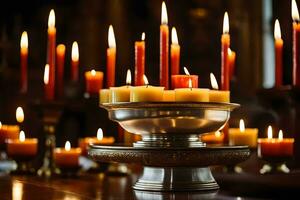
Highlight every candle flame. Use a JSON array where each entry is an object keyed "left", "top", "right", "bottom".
[
  {"left": 215, "top": 131, "right": 221, "bottom": 138},
  {"left": 141, "top": 32, "right": 145, "bottom": 41},
  {"left": 171, "top": 27, "right": 179, "bottom": 45},
  {"left": 48, "top": 9, "right": 55, "bottom": 28},
  {"left": 188, "top": 78, "right": 192, "bottom": 89},
  {"left": 57, "top": 44, "right": 66, "bottom": 55},
  {"left": 223, "top": 12, "right": 229, "bottom": 34},
  {"left": 292, "top": 0, "right": 300, "bottom": 21},
  {"left": 278, "top": 130, "right": 283, "bottom": 140},
  {"left": 0, "top": 121, "right": 2, "bottom": 129},
  {"left": 91, "top": 69, "right": 96, "bottom": 76},
  {"left": 19, "top": 131, "right": 25, "bottom": 142},
  {"left": 65, "top": 141, "right": 71, "bottom": 151},
  {"left": 228, "top": 48, "right": 232, "bottom": 56},
  {"left": 161, "top": 1, "right": 168, "bottom": 25},
  {"left": 16, "top": 107, "right": 24, "bottom": 123},
  {"left": 97, "top": 128, "right": 103, "bottom": 140},
  {"left": 183, "top": 67, "right": 190, "bottom": 75},
  {"left": 126, "top": 69, "right": 132, "bottom": 85},
  {"left": 71, "top": 41, "right": 79, "bottom": 62},
  {"left": 274, "top": 19, "right": 282, "bottom": 39},
  {"left": 267, "top": 125, "right": 273, "bottom": 139},
  {"left": 210, "top": 73, "right": 219, "bottom": 90},
  {"left": 20, "top": 31, "right": 28, "bottom": 49},
  {"left": 108, "top": 25, "right": 116, "bottom": 48},
  {"left": 239, "top": 119, "right": 245, "bottom": 133},
  {"left": 143, "top": 75, "right": 149, "bottom": 86},
  {"left": 43, "top": 64, "right": 50, "bottom": 85}
]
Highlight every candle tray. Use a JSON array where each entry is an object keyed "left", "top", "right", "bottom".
[{"left": 89, "top": 102, "right": 250, "bottom": 192}]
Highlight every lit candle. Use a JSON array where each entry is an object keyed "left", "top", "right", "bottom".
[
  {"left": 162, "top": 90, "right": 175, "bottom": 102},
  {"left": 110, "top": 69, "right": 132, "bottom": 103},
  {"left": 0, "top": 122, "right": 20, "bottom": 145},
  {"left": 107, "top": 25, "right": 116, "bottom": 88},
  {"left": 78, "top": 128, "right": 115, "bottom": 156},
  {"left": 201, "top": 131, "right": 224, "bottom": 144},
  {"left": 130, "top": 75, "right": 164, "bottom": 102},
  {"left": 274, "top": 20, "right": 283, "bottom": 87},
  {"left": 20, "top": 31, "right": 28, "bottom": 93},
  {"left": 171, "top": 67, "right": 198, "bottom": 89},
  {"left": 221, "top": 12, "right": 230, "bottom": 90},
  {"left": 46, "top": 9, "right": 56, "bottom": 100},
  {"left": 71, "top": 41, "right": 79, "bottom": 82},
  {"left": 56, "top": 44, "right": 66, "bottom": 98},
  {"left": 208, "top": 73, "right": 230, "bottom": 102},
  {"left": 171, "top": 27, "right": 180, "bottom": 76},
  {"left": 228, "top": 48, "right": 236, "bottom": 80},
  {"left": 135, "top": 33, "right": 145, "bottom": 86},
  {"left": 85, "top": 69, "right": 104, "bottom": 95},
  {"left": 160, "top": 2, "right": 169, "bottom": 89},
  {"left": 228, "top": 119, "right": 258, "bottom": 148},
  {"left": 54, "top": 141, "right": 82, "bottom": 168},
  {"left": 175, "top": 79, "right": 209, "bottom": 102},
  {"left": 16, "top": 107, "right": 24, "bottom": 124},
  {"left": 292, "top": 0, "right": 300, "bottom": 86}
]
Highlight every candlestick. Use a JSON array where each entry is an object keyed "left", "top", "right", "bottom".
[
  {"left": 171, "top": 67, "right": 198, "bottom": 89},
  {"left": 135, "top": 33, "right": 145, "bottom": 86},
  {"left": 292, "top": 0, "right": 300, "bottom": 86},
  {"left": 175, "top": 79, "right": 209, "bottom": 102},
  {"left": 160, "top": 2, "right": 169, "bottom": 89},
  {"left": 208, "top": 73, "right": 230, "bottom": 102},
  {"left": 54, "top": 141, "right": 81, "bottom": 169},
  {"left": 110, "top": 69, "right": 131, "bottom": 103},
  {"left": 85, "top": 70, "right": 104, "bottom": 95},
  {"left": 171, "top": 27, "right": 180, "bottom": 76},
  {"left": 228, "top": 48, "right": 236, "bottom": 80},
  {"left": 71, "top": 41, "right": 79, "bottom": 82},
  {"left": 274, "top": 20, "right": 283, "bottom": 87},
  {"left": 221, "top": 12, "right": 230, "bottom": 90},
  {"left": 56, "top": 44, "right": 65, "bottom": 98},
  {"left": 107, "top": 25, "right": 116, "bottom": 88},
  {"left": 20, "top": 31, "right": 28, "bottom": 93}
]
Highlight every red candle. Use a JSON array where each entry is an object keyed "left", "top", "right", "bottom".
[
  {"left": 85, "top": 69, "right": 104, "bottom": 95},
  {"left": 107, "top": 25, "right": 116, "bottom": 88},
  {"left": 135, "top": 33, "right": 145, "bottom": 86},
  {"left": 171, "top": 67, "right": 198, "bottom": 89},
  {"left": 292, "top": 0, "right": 300, "bottom": 86},
  {"left": 171, "top": 27, "right": 180, "bottom": 76},
  {"left": 20, "top": 31, "right": 28, "bottom": 93},
  {"left": 46, "top": 9, "right": 56, "bottom": 100},
  {"left": 71, "top": 41, "right": 79, "bottom": 82},
  {"left": 221, "top": 12, "right": 230, "bottom": 91},
  {"left": 228, "top": 48, "right": 236, "bottom": 80},
  {"left": 54, "top": 141, "right": 81, "bottom": 168},
  {"left": 160, "top": 2, "right": 169, "bottom": 89},
  {"left": 274, "top": 20, "right": 283, "bottom": 87},
  {"left": 56, "top": 44, "right": 66, "bottom": 98}
]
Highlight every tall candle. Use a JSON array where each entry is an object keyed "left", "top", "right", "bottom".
[
  {"left": 20, "top": 31, "right": 28, "bottom": 93},
  {"left": 274, "top": 20, "right": 283, "bottom": 87},
  {"left": 71, "top": 41, "right": 79, "bottom": 82},
  {"left": 171, "top": 27, "right": 180, "bottom": 76},
  {"left": 135, "top": 33, "right": 145, "bottom": 86},
  {"left": 228, "top": 48, "right": 236, "bottom": 80},
  {"left": 56, "top": 44, "right": 66, "bottom": 98},
  {"left": 221, "top": 12, "right": 230, "bottom": 90},
  {"left": 107, "top": 25, "right": 116, "bottom": 88},
  {"left": 160, "top": 2, "right": 169, "bottom": 89},
  {"left": 292, "top": 0, "right": 300, "bottom": 86}
]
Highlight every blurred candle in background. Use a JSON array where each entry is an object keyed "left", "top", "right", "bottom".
[
  {"left": 56, "top": 44, "right": 66, "bottom": 98},
  {"left": 292, "top": 0, "right": 300, "bottom": 86},
  {"left": 171, "top": 27, "right": 180, "bottom": 76},
  {"left": 85, "top": 69, "right": 104, "bottom": 95},
  {"left": 16, "top": 107, "right": 24, "bottom": 124},
  {"left": 274, "top": 20, "right": 283, "bottom": 87},
  {"left": 221, "top": 12, "right": 230, "bottom": 90},
  {"left": 20, "top": 31, "right": 28, "bottom": 93},
  {"left": 228, "top": 48, "right": 236, "bottom": 80},
  {"left": 135, "top": 32, "right": 145, "bottom": 86},
  {"left": 71, "top": 41, "right": 79, "bottom": 82},
  {"left": 160, "top": 2, "right": 169, "bottom": 89},
  {"left": 107, "top": 25, "right": 116, "bottom": 88},
  {"left": 44, "top": 64, "right": 50, "bottom": 99}
]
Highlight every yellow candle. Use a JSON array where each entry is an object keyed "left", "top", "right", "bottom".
[
  {"left": 109, "top": 69, "right": 131, "bottom": 103},
  {"left": 163, "top": 90, "right": 175, "bottom": 101},
  {"left": 209, "top": 73, "right": 230, "bottom": 102},
  {"left": 99, "top": 89, "right": 110, "bottom": 103},
  {"left": 175, "top": 79, "right": 209, "bottom": 102},
  {"left": 228, "top": 119, "right": 258, "bottom": 148}
]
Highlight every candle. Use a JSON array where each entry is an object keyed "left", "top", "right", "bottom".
[
  {"left": 56, "top": 44, "right": 66, "bottom": 98},
  {"left": 20, "top": 31, "right": 28, "bottom": 93},
  {"left": 78, "top": 128, "right": 115, "bottom": 155},
  {"left": 221, "top": 12, "right": 230, "bottom": 90},
  {"left": 54, "top": 141, "right": 81, "bottom": 168},
  {"left": 46, "top": 9, "right": 56, "bottom": 100},
  {"left": 107, "top": 25, "right": 116, "bottom": 88},
  {"left": 160, "top": 2, "right": 169, "bottom": 89},
  {"left": 201, "top": 131, "right": 224, "bottom": 144},
  {"left": 110, "top": 69, "right": 131, "bottom": 103},
  {"left": 99, "top": 89, "right": 110, "bottom": 104},
  {"left": 171, "top": 27, "right": 180, "bottom": 76},
  {"left": 16, "top": 107, "right": 24, "bottom": 124},
  {"left": 163, "top": 90, "right": 175, "bottom": 102},
  {"left": 85, "top": 69, "right": 104, "bottom": 95},
  {"left": 175, "top": 79, "right": 209, "bottom": 102},
  {"left": 130, "top": 75, "right": 164, "bottom": 102},
  {"left": 6, "top": 131, "right": 38, "bottom": 159},
  {"left": 135, "top": 33, "right": 145, "bottom": 86},
  {"left": 292, "top": 0, "right": 300, "bottom": 86},
  {"left": 274, "top": 20, "right": 283, "bottom": 87},
  {"left": 71, "top": 41, "right": 79, "bottom": 82},
  {"left": 228, "top": 119, "right": 258, "bottom": 148},
  {"left": 258, "top": 126, "right": 294, "bottom": 158},
  {"left": 208, "top": 73, "right": 230, "bottom": 102},
  {"left": 171, "top": 67, "right": 198, "bottom": 89},
  {"left": 0, "top": 123, "right": 20, "bottom": 145},
  {"left": 228, "top": 48, "right": 236, "bottom": 80}
]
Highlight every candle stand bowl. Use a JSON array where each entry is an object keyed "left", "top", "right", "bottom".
[
  {"left": 88, "top": 102, "right": 250, "bottom": 192},
  {"left": 258, "top": 155, "right": 293, "bottom": 174}
]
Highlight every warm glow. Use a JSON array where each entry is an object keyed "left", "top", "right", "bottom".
[
  {"left": 228, "top": 48, "right": 232, "bottom": 56},
  {"left": 108, "top": 25, "right": 116, "bottom": 48},
  {"left": 97, "top": 128, "right": 103, "bottom": 140},
  {"left": 12, "top": 181, "right": 23, "bottom": 200},
  {"left": 274, "top": 19, "right": 282, "bottom": 39},
  {"left": 19, "top": 131, "right": 25, "bottom": 142},
  {"left": 126, "top": 69, "right": 132, "bottom": 85},
  {"left": 57, "top": 44, "right": 66, "bottom": 55},
  {"left": 239, "top": 119, "right": 245, "bottom": 133},
  {"left": 91, "top": 69, "right": 96, "bottom": 76},
  {"left": 0, "top": 121, "right": 2, "bottom": 129},
  {"left": 16, "top": 107, "right": 24, "bottom": 123},
  {"left": 210, "top": 73, "right": 219, "bottom": 90},
  {"left": 171, "top": 27, "right": 179, "bottom": 45},
  {"left": 71, "top": 41, "right": 79, "bottom": 62},
  {"left": 188, "top": 78, "right": 192, "bottom": 89},
  {"left": 141, "top": 32, "right": 145, "bottom": 41},
  {"left": 48, "top": 9, "right": 55, "bottom": 28},
  {"left": 20, "top": 31, "right": 28, "bottom": 49},
  {"left": 223, "top": 12, "right": 229, "bottom": 34},
  {"left": 44, "top": 64, "right": 50, "bottom": 85},
  {"left": 65, "top": 141, "right": 71, "bottom": 151},
  {"left": 161, "top": 1, "right": 168, "bottom": 25},
  {"left": 183, "top": 67, "right": 190, "bottom": 75},
  {"left": 267, "top": 126, "right": 273, "bottom": 139},
  {"left": 292, "top": 0, "right": 300, "bottom": 21},
  {"left": 143, "top": 75, "right": 149, "bottom": 86},
  {"left": 278, "top": 130, "right": 283, "bottom": 140},
  {"left": 215, "top": 131, "right": 221, "bottom": 138}
]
